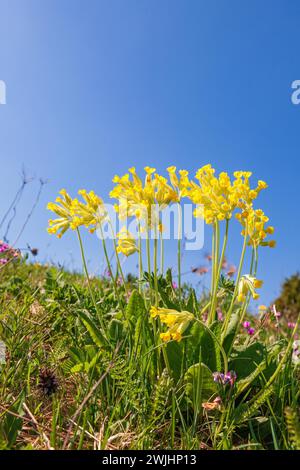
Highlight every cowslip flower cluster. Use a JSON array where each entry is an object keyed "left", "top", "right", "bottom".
[
  {"left": 116, "top": 227, "right": 139, "bottom": 257},
  {"left": 185, "top": 166, "right": 276, "bottom": 250},
  {"left": 236, "top": 208, "right": 275, "bottom": 248},
  {"left": 187, "top": 165, "right": 237, "bottom": 223},
  {"left": 213, "top": 370, "right": 237, "bottom": 387},
  {"left": 110, "top": 167, "right": 183, "bottom": 229},
  {"left": 47, "top": 189, "right": 107, "bottom": 237},
  {"left": 232, "top": 171, "right": 268, "bottom": 211},
  {"left": 47, "top": 189, "right": 78, "bottom": 237},
  {"left": 185, "top": 166, "right": 269, "bottom": 226},
  {"left": 150, "top": 306, "right": 194, "bottom": 342},
  {"left": 72, "top": 190, "right": 107, "bottom": 233},
  {"left": 237, "top": 274, "right": 263, "bottom": 302},
  {"left": 48, "top": 165, "right": 276, "bottom": 250},
  {"left": 0, "top": 240, "right": 20, "bottom": 265}
]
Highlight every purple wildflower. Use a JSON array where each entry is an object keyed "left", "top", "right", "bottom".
[
  {"left": 213, "top": 370, "right": 237, "bottom": 387},
  {"left": 247, "top": 327, "right": 255, "bottom": 336},
  {"left": 288, "top": 322, "right": 296, "bottom": 329},
  {"left": 0, "top": 242, "right": 9, "bottom": 253},
  {"left": 224, "top": 370, "right": 237, "bottom": 386},
  {"left": 0, "top": 240, "right": 20, "bottom": 266},
  {"left": 243, "top": 321, "right": 251, "bottom": 329},
  {"left": 213, "top": 372, "right": 225, "bottom": 384}
]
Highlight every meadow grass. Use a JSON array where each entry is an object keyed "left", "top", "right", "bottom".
[{"left": 0, "top": 259, "right": 299, "bottom": 450}]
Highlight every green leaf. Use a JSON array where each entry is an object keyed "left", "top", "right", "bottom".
[
  {"left": 230, "top": 342, "right": 266, "bottom": 379},
  {"left": 126, "top": 290, "right": 146, "bottom": 324},
  {"left": 235, "top": 341, "right": 284, "bottom": 396},
  {"left": 222, "top": 310, "right": 240, "bottom": 354},
  {"left": 285, "top": 407, "right": 300, "bottom": 450},
  {"left": 77, "top": 310, "right": 107, "bottom": 348},
  {"left": 70, "top": 363, "right": 83, "bottom": 373},
  {"left": 165, "top": 341, "right": 183, "bottom": 381},
  {"left": 158, "top": 287, "right": 179, "bottom": 310},
  {"left": 189, "top": 321, "right": 222, "bottom": 371},
  {"left": 185, "top": 289, "right": 198, "bottom": 314},
  {"left": 109, "top": 318, "right": 124, "bottom": 341},
  {"left": 233, "top": 385, "right": 274, "bottom": 424},
  {"left": 166, "top": 268, "right": 173, "bottom": 286},
  {"left": 184, "top": 362, "right": 217, "bottom": 409},
  {"left": 0, "top": 392, "right": 25, "bottom": 447}
]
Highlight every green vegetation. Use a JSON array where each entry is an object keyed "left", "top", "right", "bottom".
[{"left": 0, "top": 260, "right": 299, "bottom": 450}]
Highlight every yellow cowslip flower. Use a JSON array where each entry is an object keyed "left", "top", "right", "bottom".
[
  {"left": 47, "top": 189, "right": 79, "bottom": 238},
  {"left": 110, "top": 167, "right": 180, "bottom": 229},
  {"left": 110, "top": 167, "right": 155, "bottom": 223},
  {"left": 236, "top": 208, "right": 275, "bottom": 248},
  {"left": 167, "top": 166, "right": 179, "bottom": 189},
  {"left": 154, "top": 173, "right": 179, "bottom": 207},
  {"left": 186, "top": 165, "right": 237, "bottom": 224},
  {"left": 116, "top": 227, "right": 139, "bottom": 257},
  {"left": 72, "top": 190, "right": 107, "bottom": 233},
  {"left": 237, "top": 274, "right": 263, "bottom": 302},
  {"left": 166, "top": 166, "right": 190, "bottom": 200},
  {"left": 232, "top": 172, "right": 268, "bottom": 213},
  {"left": 150, "top": 306, "right": 194, "bottom": 342},
  {"left": 187, "top": 166, "right": 270, "bottom": 226}
]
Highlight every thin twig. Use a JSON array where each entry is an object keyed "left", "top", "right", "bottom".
[
  {"left": 22, "top": 402, "right": 53, "bottom": 450},
  {"left": 62, "top": 345, "right": 119, "bottom": 450},
  {"left": 2, "top": 167, "right": 34, "bottom": 242},
  {"left": 13, "top": 178, "right": 48, "bottom": 247}
]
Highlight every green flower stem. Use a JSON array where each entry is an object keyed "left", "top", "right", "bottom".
[
  {"left": 99, "top": 225, "right": 120, "bottom": 303},
  {"left": 138, "top": 223, "right": 143, "bottom": 294},
  {"left": 161, "top": 342, "right": 171, "bottom": 376},
  {"left": 177, "top": 203, "right": 182, "bottom": 306},
  {"left": 222, "top": 224, "right": 248, "bottom": 339},
  {"left": 76, "top": 228, "right": 105, "bottom": 331},
  {"left": 214, "top": 221, "right": 220, "bottom": 280},
  {"left": 210, "top": 226, "right": 215, "bottom": 295},
  {"left": 232, "top": 247, "right": 260, "bottom": 348},
  {"left": 113, "top": 237, "right": 128, "bottom": 295},
  {"left": 226, "top": 246, "right": 258, "bottom": 356},
  {"left": 199, "top": 300, "right": 211, "bottom": 319},
  {"left": 249, "top": 247, "right": 255, "bottom": 274},
  {"left": 108, "top": 220, "right": 128, "bottom": 294},
  {"left": 160, "top": 230, "right": 164, "bottom": 275},
  {"left": 211, "top": 222, "right": 219, "bottom": 296},
  {"left": 208, "top": 220, "right": 227, "bottom": 325},
  {"left": 146, "top": 228, "right": 152, "bottom": 304},
  {"left": 154, "top": 225, "right": 159, "bottom": 307}
]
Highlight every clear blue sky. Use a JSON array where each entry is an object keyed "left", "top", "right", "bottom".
[{"left": 1, "top": 0, "right": 300, "bottom": 308}]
